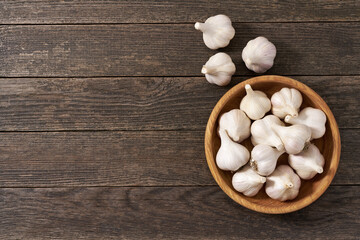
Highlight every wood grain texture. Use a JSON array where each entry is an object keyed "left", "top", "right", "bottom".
[
  {"left": 205, "top": 76, "right": 341, "bottom": 213},
  {"left": 0, "top": 76, "right": 358, "bottom": 131},
  {"left": 0, "top": 129, "right": 357, "bottom": 187},
  {"left": 0, "top": 186, "right": 358, "bottom": 239},
  {"left": 0, "top": 23, "right": 359, "bottom": 77},
  {"left": 1, "top": 0, "right": 359, "bottom": 24}
]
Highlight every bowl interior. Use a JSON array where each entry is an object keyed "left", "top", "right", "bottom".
[{"left": 205, "top": 75, "right": 341, "bottom": 214}]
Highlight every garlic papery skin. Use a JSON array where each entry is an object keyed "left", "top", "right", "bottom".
[
  {"left": 288, "top": 144, "right": 325, "bottom": 180},
  {"left": 271, "top": 124, "right": 312, "bottom": 155},
  {"left": 218, "top": 109, "right": 251, "bottom": 143},
  {"left": 285, "top": 107, "right": 327, "bottom": 140},
  {"left": 271, "top": 88, "right": 303, "bottom": 118},
  {"left": 216, "top": 129, "right": 250, "bottom": 171},
  {"left": 251, "top": 115, "right": 285, "bottom": 151},
  {"left": 250, "top": 144, "right": 285, "bottom": 176},
  {"left": 232, "top": 165, "right": 266, "bottom": 197},
  {"left": 241, "top": 36, "right": 276, "bottom": 73},
  {"left": 201, "top": 53, "right": 236, "bottom": 86},
  {"left": 240, "top": 84, "right": 271, "bottom": 120},
  {"left": 265, "top": 165, "right": 301, "bottom": 201},
  {"left": 195, "top": 14, "right": 235, "bottom": 50}
]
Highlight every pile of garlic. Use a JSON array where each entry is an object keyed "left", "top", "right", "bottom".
[
  {"left": 217, "top": 84, "right": 327, "bottom": 201},
  {"left": 195, "top": 15, "right": 277, "bottom": 86}
]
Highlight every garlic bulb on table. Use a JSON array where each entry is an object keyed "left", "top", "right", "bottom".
[
  {"left": 271, "top": 87, "right": 303, "bottom": 118},
  {"left": 271, "top": 124, "right": 312, "bottom": 154},
  {"left": 216, "top": 129, "right": 250, "bottom": 171},
  {"left": 195, "top": 14, "right": 235, "bottom": 50},
  {"left": 250, "top": 144, "right": 285, "bottom": 176},
  {"left": 265, "top": 165, "right": 301, "bottom": 201},
  {"left": 232, "top": 165, "right": 266, "bottom": 197},
  {"left": 201, "top": 53, "right": 236, "bottom": 86},
  {"left": 285, "top": 107, "right": 327, "bottom": 140},
  {"left": 218, "top": 109, "right": 250, "bottom": 143},
  {"left": 251, "top": 115, "right": 285, "bottom": 151},
  {"left": 242, "top": 36, "right": 276, "bottom": 73},
  {"left": 240, "top": 84, "right": 271, "bottom": 120},
  {"left": 288, "top": 144, "right": 325, "bottom": 180}
]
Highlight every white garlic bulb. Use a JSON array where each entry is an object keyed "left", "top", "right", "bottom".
[
  {"left": 201, "top": 53, "right": 236, "bottom": 86},
  {"left": 271, "top": 124, "right": 312, "bottom": 154},
  {"left": 271, "top": 87, "right": 303, "bottom": 118},
  {"left": 285, "top": 107, "right": 327, "bottom": 140},
  {"left": 240, "top": 84, "right": 271, "bottom": 120},
  {"left": 218, "top": 109, "right": 251, "bottom": 143},
  {"left": 216, "top": 129, "right": 250, "bottom": 171},
  {"left": 195, "top": 14, "right": 235, "bottom": 50},
  {"left": 265, "top": 165, "right": 301, "bottom": 201},
  {"left": 242, "top": 36, "right": 276, "bottom": 73},
  {"left": 232, "top": 165, "right": 266, "bottom": 197},
  {"left": 251, "top": 115, "right": 285, "bottom": 151},
  {"left": 250, "top": 144, "right": 285, "bottom": 176},
  {"left": 288, "top": 144, "right": 325, "bottom": 180}
]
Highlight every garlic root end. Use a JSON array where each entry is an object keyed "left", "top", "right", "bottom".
[{"left": 286, "top": 183, "right": 294, "bottom": 188}]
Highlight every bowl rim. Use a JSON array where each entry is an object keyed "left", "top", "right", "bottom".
[{"left": 204, "top": 75, "right": 341, "bottom": 214}]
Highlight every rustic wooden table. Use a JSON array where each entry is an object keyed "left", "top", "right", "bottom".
[{"left": 0, "top": 1, "right": 359, "bottom": 239}]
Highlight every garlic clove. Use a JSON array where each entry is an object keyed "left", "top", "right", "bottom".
[
  {"left": 216, "top": 129, "right": 250, "bottom": 171},
  {"left": 195, "top": 14, "right": 235, "bottom": 50},
  {"left": 271, "top": 124, "right": 312, "bottom": 155},
  {"left": 285, "top": 107, "right": 327, "bottom": 140},
  {"left": 271, "top": 87, "right": 303, "bottom": 118},
  {"left": 240, "top": 84, "right": 271, "bottom": 120},
  {"left": 242, "top": 36, "right": 276, "bottom": 73},
  {"left": 250, "top": 144, "right": 285, "bottom": 176},
  {"left": 218, "top": 109, "right": 251, "bottom": 143},
  {"left": 202, "top": 53, "right": 236, "bottom": 86},
  {"left": 288, "top": 143, "right": 325, "bottom": 180},
  {"left": 265, "top": 165, "right": 301, "bottom": 201},
  {"left": 232, "top": 165, "right": 266, "bottom": 197},
  {"left": 251, "top": 115, "right": 285, "bottom": 151}
]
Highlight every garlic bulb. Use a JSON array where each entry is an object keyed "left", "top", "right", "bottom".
[
  {"left": 271, "top": 124, "right": 312, "bottom": 154},
  {"left": 240, "top": 84, "right": 271, "bottom": 120},
  {"left": 285, "top": 107, "right": 327, "bottom": 140},
  {"left": 251, "top": 115, "right": 285, "bottom": 151},
  {"left": 218, "top": 109, "right": 251, "bottom": 143},
  {"left": 242, "top": 36, "right": 276, "bottom": 73},
  {"left": 288, "top": 144, "right": 325, "bottom": 180},
  {"left": 216, "top": 129, "right": 250, "bottom": 171},
  {"left": 195, "top": 14, "right": 235, "bottom": 50},
  {"left": 265, "top": 165, "right": 301, "bottom": 201},
  {"left": 250, "top": 144, "right": 285, "bottom": 176},
  {"left": 201, "top": 53, "right": 236, "bottom": 86},
  {"left": 271, "top": 88, "right": 303, "bottom": 118},
  {"left": 232, "top": 165, "right": 266, "bottom": 197}
]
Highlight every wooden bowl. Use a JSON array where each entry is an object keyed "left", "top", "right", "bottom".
[{"left": 204, "top": 75, "right": 341, "bottom": 214}]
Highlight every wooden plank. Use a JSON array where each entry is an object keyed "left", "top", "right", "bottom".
[
  {"left": 0, "top": 186, "right": 358, "bottom": 239},
  {"left": 0, "top": 23, "right": 359, "bottom": 77},
  {"left": 0, "top": 129, "right": 357, "bottom": 187},
  {"left": 0, "top": 1, "right": 359, "bottom": 24},
  {"left": 0, "top": 76, "right": 358, "bottom": 131}
]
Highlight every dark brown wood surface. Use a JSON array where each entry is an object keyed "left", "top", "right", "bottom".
[{"left": 0, "top": 1, "right": 359, "bottom": 239}]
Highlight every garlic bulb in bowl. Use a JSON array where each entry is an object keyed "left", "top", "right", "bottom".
[
  {"left": 285, "top": 107, "right": 327, "bottom": 140},
  {"left": 250, "top": 115, "right": 285, "bottom": 151},
  {"left": 202, "top": 53, "right": 236, "bottom": 86},
  {"left": 195, "top": 14, "right": 235, "bottom": 50},
  {"left": 240, "top": 84, "right": 271, "bottom": 120},
  {"left": 288, "top": 144, "right": 325, "bottom": 180},
  {"left": 242, "top": 36, "right": 276, "bottom": 73},
  {"left": 232, "top": 165, "right": 266, "bottom": 197},
  {"left": 271, "top": 87, "right": 303, "bottom": 118},
  {"left": 216, "top": 129, "right": 250, "bottom": 171},
  {"left": 218, "top": 109, "right": 250, "bottom": 143},
  {"left": 250, "top": 144, "right": 285, "bottom": 176},
  {"left": 265, "top": 165, "right": 301, "bottom": 201}
]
